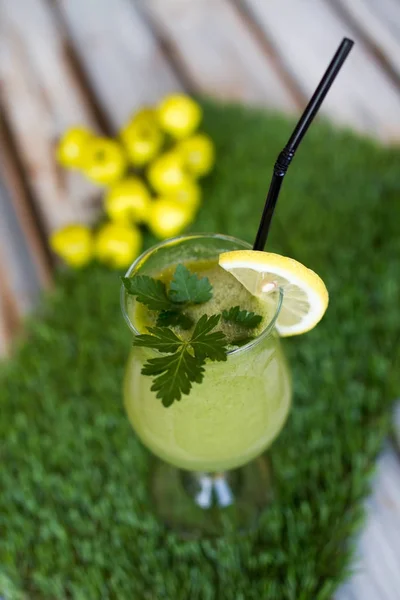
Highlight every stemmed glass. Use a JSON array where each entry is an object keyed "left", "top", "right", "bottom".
[{"left": 121, "top": 233, "right": 291, "bottom": 535}]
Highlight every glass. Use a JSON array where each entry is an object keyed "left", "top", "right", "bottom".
[{"left": 121, "top": 234, "right": 292, "bottom": 535}]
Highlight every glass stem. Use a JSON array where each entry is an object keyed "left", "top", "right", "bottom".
[{"left": 181, "top": 471, "right": 238, "bottom": 509}]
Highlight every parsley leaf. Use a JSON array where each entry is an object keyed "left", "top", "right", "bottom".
[
  {"left": 156, "top": 310, "right": 194, "bottom": 330},
  {"left": 134, "top": 314, "right": 228, "bottom": 406},
  {"left": 132, "top": 327, "right": 182, "bottom": 353},
  {"left": 121, "top": 276, "right": 172, "bottom": 311},
  {"left": 169, "top": 264, "right": 213, "bottom": 304},
  {"left": 190, "top": 314, "right": 228, "bottom": 362},
  {"left": 142, "top": 349, "right": 205, "bottom": 407},
  {"left": 222, "top": 306, "right": 263, "bottom": 329}
]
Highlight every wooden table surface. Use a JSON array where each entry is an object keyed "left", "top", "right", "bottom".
[{"left": 1, "top": 1, "right": 399, "bottom": 597}]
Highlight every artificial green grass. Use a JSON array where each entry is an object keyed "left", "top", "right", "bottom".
[{"left": 1, "top": 102, "right": 400, "bottom": 600}]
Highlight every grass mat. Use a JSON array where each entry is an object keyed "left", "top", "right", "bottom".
[{"left": 1, "top": 103, "right": 400, "bottom": 600}]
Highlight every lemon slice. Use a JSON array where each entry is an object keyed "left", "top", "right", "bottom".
[{"left": 219, "top": 250, "right": 329, "bottom": 337}]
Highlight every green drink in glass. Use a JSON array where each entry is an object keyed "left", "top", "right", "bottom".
[
  {"left": 119, "top": 37, "right": 346, "bottom": 534},
  {"left": 121, "top": 233, "right": 293, "bottom": 533}
]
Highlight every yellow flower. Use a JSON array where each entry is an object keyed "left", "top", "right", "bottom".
[
  {"left": 50, "top": 224, "right": 93, "bottom": 268},
  {"left": 149, "top": 198, "right": 194, "bottom": 240},
  {"left": 94, "top": 223, "right": 142, "bottom": 269},
  {"left": 120, "top": 108, "right": 164, "bottom": 166},
  {"left": 81, "top": 138, "right": 127, "bottom": 185},
  {"left": 105, "top": 177, "right": 151, "bottom": 224},
  {"left": 147, "top": 151, "right": 190, "bottom": 194},
  {"left": 176, "top": 133, "right": 215, "bottom": 177},
  {"left": 157, "top": 94, "right": 202, "bottom": 139},
  {"left": 165, "top": 178, "right": 201, "bottom": 213},
  {"left": 56, "top": 126, "right": 94, "bottom": 169}
]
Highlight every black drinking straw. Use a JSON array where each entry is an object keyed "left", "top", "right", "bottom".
[{"left": 253, "top": 37, "right": 354, "bottom": 251}]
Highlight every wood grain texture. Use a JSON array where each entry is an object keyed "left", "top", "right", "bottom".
[
  {"left": 0, "top": 0, "right": 100, "bottom": 233},
  {"left": 0, "top": 180, "right": 43, "bottom": 356},
  {"left": 393, "top": 402, "right": 400, "bottom": 454},
  {"left": 335, "top": 443, "right": 400, "bottom": 600},
  {"left": 335, "top": 584, "right": 357, "bottom": 600},
  {"left": 0, "top": 271, "right": 17, "bottom": 358},
  {"left": 0, "top": 126, "right": 51, "bottom": 288},
  {"left": 138, "top": 0, "right": 297, "bottom": 110},
  {"left": 56, "top": 0, "right": 182, "bottom": 129},
  {"left": 0, "top": 121, "right": 52, "bottom": 356},
  {"left": 241, "top": 0, "right": 400, "bottom": 141},
  {"left": 332, "top": 0, "right": 400, "bottom": 82}
]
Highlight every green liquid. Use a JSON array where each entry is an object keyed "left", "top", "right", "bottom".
[
  {"left": 124, "top": 259, "right": 291, "bottom": 472},
  {"left": 134, "top": 260, "right": 270, "bottom": 344}
]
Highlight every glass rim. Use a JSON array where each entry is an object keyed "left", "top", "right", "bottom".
[{"left": 120, "top": 232, "right": 283, "bottom": 355}]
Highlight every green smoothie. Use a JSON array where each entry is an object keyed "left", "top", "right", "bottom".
[{"left": 123, "top": 258, "right": 291, "bottom": 472}]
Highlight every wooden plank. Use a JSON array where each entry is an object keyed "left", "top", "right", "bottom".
[
  {"left": 0, "top": 140, "right": 50, "bottom": 356},
  {"left": 137, "top": 0, "right": 297, "bottom": 110},
  {"left": 370, "top": 0, "right": 400, "bottom": 36},
  {"left": 0, "top": 182, "right": 39, "bottom": 356},
  {"left": 0, "top": 125, "right": 51, "bottom": 290},
  {"left": 0, "top": 127, "right": 52, "bottom": 356},
  {"left": 335, "top": 583, "right": 357, "bottom": 600},
  {"left": 335, "top": 444, "right": 400, "bottom": 600},
  {"left": 332, "top": 0, "right": 400, "bottom": 82},
  {"left": 394, "top": 401, "right": 400, "bottom": 451},
  {"left": 0, "top": 0, "right": 100, "bottom": 234},
  {"left": 241, "top": 0, "right": 400, "bottom": 141},
  {"left": 56, "top": 0, "right": 182, "bottom": 129},
  {"left": 0, "top": 269, "right": 17, "bottom": 358}
]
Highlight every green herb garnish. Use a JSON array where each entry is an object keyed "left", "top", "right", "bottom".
[
  {"left": 122, "top": 265, "right": 212, "bottom": 331},
  {"left": 122, "top": 265, "right": 262, "bottom": 406},
  {"left": 121, "top": 276, "right": 172, "bottom": 312},
  {"left": 222, "top": 306, "right": 262, "bottom": 328},
  {"left": 156, "top": 310, "right": 194, "bottom": 330},
  {"left": 169, "top": 264, "right": 213, "bottom": 304},
  {"left": 133, "top": 315, "right": 228, "bottom": 407}
]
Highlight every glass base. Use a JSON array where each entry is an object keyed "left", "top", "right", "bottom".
[{"left": 150, "top": 454, "right": 273, "bottom": 538}]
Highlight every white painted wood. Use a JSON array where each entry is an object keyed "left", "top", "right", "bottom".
[
  {"left": 0, "top": 183, "right": 43, "bottom": 311},
  {"left": 336, "top": 583, "right": 357, "bottom": 600},
  {"left": 0, "top": 285, "right": 13, "bottom": 358},
  {"left": 57, "top": 0, "right": 182, "bottom": 129},
  {"left": 0, "top": 131, "right": 51, "bottom": 286},
  {"left": 242, "top": 0, "right": 400, "bottom": 141},
  {"left": 367, "top": 0, "right": 400, "bottom": 39},
  {"left": 139, "top": 0, "right": 297, "bottom": 110},
  {"left": 333, "top": 0, "right": 400, "bottom": 80},
  {"left": 0, "top": 180, "right": 43, "bottom": 356},
  {"left": 0, "top": 129, "right": 52, "bottom": 357},
  {"left": 393, "top": 402, "right": 400, "bottom": 451},
  {"left": 0, "top": 0, "right": 100, "bottom": 233},
  {"left": 335, "top": 444, "right": 400, "bottom": 600}
]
